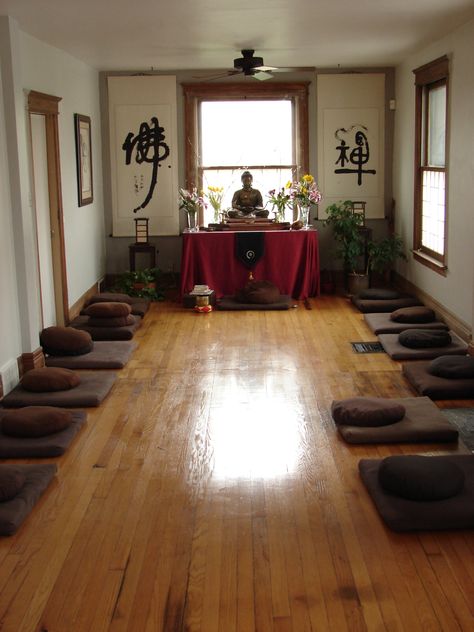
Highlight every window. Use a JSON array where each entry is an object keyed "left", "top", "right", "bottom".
[
  {"left": 413, "top": 56, "right": 449, "bottom": 273},
  {"left": 183, "top": 83, "right": 309, "bottom": 224}
]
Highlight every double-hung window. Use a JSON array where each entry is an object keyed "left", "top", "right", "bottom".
[{"left": 413, "top": 56, "right": 449, "bottom": 273}]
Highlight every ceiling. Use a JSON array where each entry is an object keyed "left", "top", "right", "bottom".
[{"left": 1, "top": 0, "right": 474, "bottom": 72}]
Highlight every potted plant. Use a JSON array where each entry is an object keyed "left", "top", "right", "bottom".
[
  {"left": 114, "top": 268, "right": 163, "bottom": 300},
  {"left": 323, "top": 200, "right": 367, "bottom": 294},
  {"left": 367, "top": 234, "right": 407, "bottom": 285}
]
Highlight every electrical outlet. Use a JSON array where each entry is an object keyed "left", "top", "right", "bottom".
[{"left": 0, "top": 359, "right": 19, "bottom": 395}]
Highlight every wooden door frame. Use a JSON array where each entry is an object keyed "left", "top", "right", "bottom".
[{"left": 28, "top": 90, "right": 69, "bottom": 326}]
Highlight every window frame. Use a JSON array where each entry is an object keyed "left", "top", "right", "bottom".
[
  {"left": 412, "top": 56, "right": 449, "bottom": 274},
  {"left": 182, "top": 82, "right": 310, "bottom": 224}
]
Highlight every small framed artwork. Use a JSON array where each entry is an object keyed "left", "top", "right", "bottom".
[{"left": 74, "top": 113, "right": 93, "bottom": 206}]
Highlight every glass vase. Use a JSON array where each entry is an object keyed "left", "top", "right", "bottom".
[
  {"left": 298, "top": 204, "right": 311, "bottom": 229},
  {"left": 186, "top": 211, "right": 199, "bottom": 232}
]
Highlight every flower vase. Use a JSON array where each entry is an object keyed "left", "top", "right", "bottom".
[
  {"left": 186, "top": 211, "right": 199, "bottom": 232},
  {"left": 298, "top": 204, "right": 311, "bottom": 229}
]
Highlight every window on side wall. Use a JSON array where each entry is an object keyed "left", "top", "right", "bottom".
[{"left": 413, "top": 56, "right": 449, "bottom": 274}]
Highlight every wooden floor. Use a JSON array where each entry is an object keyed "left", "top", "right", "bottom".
[{"left": 1, "top": 296, "right": 473, "bottom": 632}]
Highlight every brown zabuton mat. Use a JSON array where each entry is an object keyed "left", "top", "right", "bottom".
[
  {"left": 82, "top": 293, "right": 150, "bottom": 317},
  {"left": 1, "top": 372, "right": 117, "bottom": 408},
  {"left": 0, "top": 464, "right": 57, "bottom": 536},
  {"left": 0, "top": 410, "right": 86, "bottom": 458},
  {"left": 217, "top": 296, "right": 293, "bottom": 310},
  {"left": 70, "top": 315, "right": 141, "bottom": 340},
  {"left": 334, "top": 397, "right": 458, "bottom": 444},
  {"left": 402, "top": 361, "right": 474, "bottom": 399},
  {"left": 364, "top": 313, "right": 448, "bottom": 335},
  {"left": 45, "top": 341, "right": 137, "bottom": 369},
  {"left": 351, "top": 296, "right": 423, "bottom": 313},
  {"left": 378, "top": 331, "right": 467, "bottom": 360},
  {"left": 359, "top": 455, "right": 474, "bottom": 532}
]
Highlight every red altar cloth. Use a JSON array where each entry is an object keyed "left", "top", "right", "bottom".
[{"left": 179, "top": 230, "right": 320, "bottom": 299}]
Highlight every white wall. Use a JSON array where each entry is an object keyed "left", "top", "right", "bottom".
[
  {"left": 393, "top": 18, "right": 474, "bottom": 330},
  {"left": 20, "top": 30, "right": 106, "bottom": 306}
]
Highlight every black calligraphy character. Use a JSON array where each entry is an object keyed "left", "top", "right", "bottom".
[
  {"left": 334, "top": 127, "right": 376, "bottom": 186},
  {"left": 122, "top": 117, "right": 170, "bottom": 213}
]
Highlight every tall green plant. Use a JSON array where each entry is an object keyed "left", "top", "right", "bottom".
[
  {"left": 367, "top": 234, "right": 407, "bottom": 274},
  {"left": 323, "top": 200, "right": 365, "bottom": 273}
]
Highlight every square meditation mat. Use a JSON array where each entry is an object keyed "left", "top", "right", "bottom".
[
  {"left": 45, "top": 341, "right": 136, "bottom": 369},
  {"left": 402, "top": 361, "right": 474, "bottom": 399},
  {"left": 70, "top": 315, "right": 141, "bottom": 340},
  {"left": 217, "top": 296, "right": 293, "bottom": 310},
  {"left": 364, "top": 312, "right": 448, "bottom": 335},
  {"left": 378, "top": 331, "right": 467, "bottom": 361}
]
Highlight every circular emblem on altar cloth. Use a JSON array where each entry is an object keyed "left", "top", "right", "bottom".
[{"left": 246, "top": 250, "right": 255, "bottom": 261}]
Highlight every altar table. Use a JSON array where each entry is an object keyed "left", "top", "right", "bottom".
[{"left": 179, "top": 230, "right": 319, "bottom": 299}]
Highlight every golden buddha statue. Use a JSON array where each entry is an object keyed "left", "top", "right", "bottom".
[{"left": 228, "top": 171, "right": 269, "bottom": 218}]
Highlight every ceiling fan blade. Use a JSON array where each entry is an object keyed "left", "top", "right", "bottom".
[
  {"left": 191, "top": 69, "right": 240, "bottom": 80},
  {"left": 253, "top": 71, "right": 273, "bottom": 81},
  {"left": 272, "top": 66, "right": 316, "bottom": 73},
  {"left": 254, "top": 65, "right": 278, "bottom": 72}
]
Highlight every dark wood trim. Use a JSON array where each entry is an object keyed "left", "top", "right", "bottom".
[
  {"left": 28, "top": 90, "right": 61, "bottom": 115},
  {"left": 20, "top": 348, "right": 45, "bottom": 375},
  {"left": 68, "top": 278, "right": 104, "bottom": 321},
  {"left": 413, "top": 56, "right": 449, "bottom": 85},
  {"left": 412, "top": 250, "right": 448, "bottom": 275},
  {"left": 0, "top": 375, "right": 3, "bottom": 400}
]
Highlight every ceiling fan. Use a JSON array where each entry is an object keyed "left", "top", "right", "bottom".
[{"left": 194, "top": 49, "right": 316, "bottom": 81}]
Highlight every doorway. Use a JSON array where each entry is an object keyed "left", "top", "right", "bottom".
[{"left": 28, "top": 91, "right": 68, "bottom": 327}]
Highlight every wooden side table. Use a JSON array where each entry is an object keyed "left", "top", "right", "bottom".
[{"left": 129, "top": 244, "right": 157, "bottom": 271}]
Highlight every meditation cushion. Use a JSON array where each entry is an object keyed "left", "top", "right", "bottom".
[
  {"left": 84, "top": 302, "right": 132, "bottom": 318},
  {"left": 86, "top": 315, "right": 135, "bottom": 328},
  {"left": 89, "top": 292, "right": 134, "bottom": 305},
  {"left": 428, "top": 355, "right": 474, "bottom": 379},
  {"left": 235, "top": 280, "right": 281, "bottom": 305},
  {"left": 390, "top": 306, "right": 436, "bottom": 323},
  {"left": 40, "top": 326, "right": 93, "bottom": 356},
  {"left": 0, "top": 466, "right": 26, "bottom": 502},
  {"left": 331, "top": 397, "right": 406, "bottom": 427},
  {"left": 398, "top": 329, "right": 452, "bottom": 349},
  {"left": 358, "top": 288, "right": 399, "bottom": 300},
  {"left": 1, "top": 406, "right": 73, "bottom": 438},
  {"left": 378, "top": 455, "right": 465, "bottom": 501},
  {"left": 21, "top": 367, "right": 80, "bottom": 392}
]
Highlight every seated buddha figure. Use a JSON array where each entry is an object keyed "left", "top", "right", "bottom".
[{"left": 228, "top": 171, "right": 269, "bottom": 218}]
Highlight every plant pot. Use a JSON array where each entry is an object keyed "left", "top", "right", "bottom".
[{"left": 347, "top": 272, "right": 369, "bottom": 296}]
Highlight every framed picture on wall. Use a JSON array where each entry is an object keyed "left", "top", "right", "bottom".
[{"left": 74, "top": 113, "right": 93, "bottom": 206}]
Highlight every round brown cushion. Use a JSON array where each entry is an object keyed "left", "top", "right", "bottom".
[
  {"left": 21, "top": 367, "right": 81, "bottom": 392},
  {"left": 235, "top": 280, "right": 281, "bottom": 305},
  {"left": 398, "top": 329, "right": 452, "bottom": 349},
  {"left": 378, "top": 455, "right": 465, "bottom": 501},
  {"left": 90, "top": 293, "right": 134, "bottom": 305},
  {"left": 331, "top": 397, "right": 406, "bottom": 427},
  {"left": 390, "top": 306, "right": 436, "bottom": 323},
  {"left": 2, "top": 406, "right": 73, "bottom": 437},
  {"left": 87, "top": 315, "right": 135, "bottom": 328},
  {"left": 40, "top": 326, "right": 93, "bottom": 356},
  {"left": 358, "top": 288, "right": 399, "bottom": 300},
  {"left": 0, "top": 466, "right": 26, "bottom": 502},
  {"left": 428, "top": 355, "right": 474, "bottom": 379},
  {"left": 84, "top": 302, "right": 132, "bottom": 318}
]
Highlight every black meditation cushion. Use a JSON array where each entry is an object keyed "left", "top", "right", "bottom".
[
  {"left": 21, "top": 367, "right": 81, "bottom": 392},
  {"left": 331, "top": 397, "right": 406, "bottom": 427},
  {"left": 358, "top": 288, "right": 400, "bottom": 300},
  {"left": 378, "top": 455, "right": 465, "bottom": 501},
  {"left": 89, "top": 292, "right": 134, "bottom": 305},
  {"left": 398, "top": 329, "right": 452, "bottom": 349},
  {"left": 1, "top": 406, "right": 73, "bottom": 438},
  {"left": 0, "top": 466, "right": 26, "bottom": 502},
  {"left": 428, "top": 355, "right": 474, "bottom": 379},
  {"left": 87, "top": 315, "right": 135, "bottom": 328},
  {"left": 235, "top": 280, "right": 281, "bottom": 305},
  {"left": 390, "top": 306, "right": 436, "bottom": 323},
  {"left": 84, "top": 302, "right": 132, "bottom": 318},
  {"left": 40, "top": 326, "right": 93, "bottom": 356}
]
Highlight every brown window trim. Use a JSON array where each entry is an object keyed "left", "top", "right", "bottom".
[
  {"left": 412, "top": 56, "right": 449, "bottom": 271},
  {"left": 182, "top": 82, "right": 309, "bottom": 224}
]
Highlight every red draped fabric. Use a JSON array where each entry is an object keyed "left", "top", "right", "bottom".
[{"left": 179, "top": 230, "right": 320, "bottom": 299}]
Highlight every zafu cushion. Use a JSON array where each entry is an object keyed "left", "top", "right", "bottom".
[
  {"left": 84, "top": 302, "right": 132, "bottom": 318},
  {"left": 89, "top": 292, "right": 134, "bottom": 305},
  {"left": 0, "top": 466, "right": 26, "bottom": 502},
  {"left": 21, "top": 367, "right": 80, "bottom": 392},
  {"left": 390, "top": 306, "right": 436, "bottom": 323},
  {"left": 428, "top": 355, "right": 474, "bottom": 379},
  {"left": 86, "top": 315, "right": 135, "bottom": 328},
  {"left": 235, "top": 280, "right": 281, "bottom": 305},
  {"left": 331, "top": 397, "right": 406, "bottom": 427},
  {"left": 358, "top": 288, "right": 400, "bottom": 300},
  {"left": 1, "top": 406, "right": 73, "bottom": 438},
  {"left": 378, "top": 455, "right": 465, "bottom": 501},
  {"left": 398, "top": 329, "right": 452, "bottom": 349},
  {"left": 40, "top": 326, "right": 93, "bottom": 356}
]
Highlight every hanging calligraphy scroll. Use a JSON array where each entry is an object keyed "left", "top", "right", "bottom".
[{"left": 108, "top": 76, "right": 179, "bottom": 236}]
